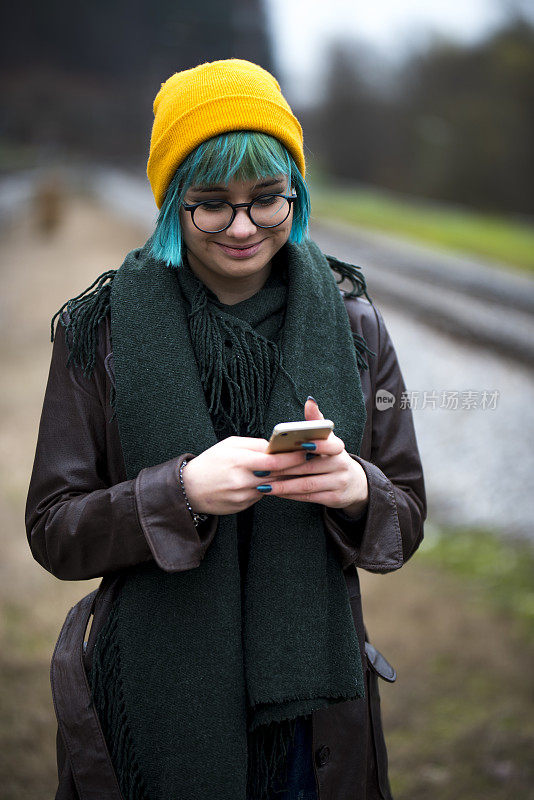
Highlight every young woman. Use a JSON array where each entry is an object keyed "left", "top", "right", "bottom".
[{"left": 25, "top": 59, "right": 426, "bottom": 800}]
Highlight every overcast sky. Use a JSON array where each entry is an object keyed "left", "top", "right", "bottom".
[{"left": 264, "top": 0, "right": 533, "bottom": 104}]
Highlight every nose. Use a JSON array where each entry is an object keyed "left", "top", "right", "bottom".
[{"left": 225, "top": 207, "right": 258, "bottom": 239}]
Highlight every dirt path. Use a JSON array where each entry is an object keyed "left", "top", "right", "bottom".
[{"left": 1, "top": 192, "right": 532, "bottom": 799}]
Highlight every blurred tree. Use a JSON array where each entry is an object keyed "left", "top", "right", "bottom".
[
  {"left": 305, "top": 42, "right": 411, "bottom": 192},
  {"left": 308, "top": 15, "right": 534, "bottom": 216},
  {"left": 403, "top": 17, "right": 534, "bottom": 214}
]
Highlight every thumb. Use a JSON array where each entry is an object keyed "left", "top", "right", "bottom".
[{"left": 305, "top": 395, "right": 324, "bottom": 421}]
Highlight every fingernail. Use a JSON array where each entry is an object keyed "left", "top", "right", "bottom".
[
  {"left": 306, "top": 395, "right": 317, "bottom": 403},
  {"left": 256, "top": 484, "right": 272, "bottom": 493},
  {"left": 301, "top": 442, "right": 316, "bottom": 451},
  {"left": 253, "top": 470, "right": 271, "bottom": 477},
  {"left": 305, "top": 452, "right": 317, "bottom": 461}
]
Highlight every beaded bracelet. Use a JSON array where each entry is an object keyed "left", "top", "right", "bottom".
[{"left": 178, "top": 459, "right": 209, "bottom": 527}]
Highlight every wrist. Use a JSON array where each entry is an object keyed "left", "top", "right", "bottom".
[
  {"left": 339, "top": 498, "right": 368, "bottom": 519},
  {"left": 341, "top": 458, "right": 369, "bottom": 517},
  {"left": 178, "top": 458, "right": 209, "bottom": 527}
]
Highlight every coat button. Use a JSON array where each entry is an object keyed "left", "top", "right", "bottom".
[{"left": 315, "top": 745, "right": 331, "bottom": 767}]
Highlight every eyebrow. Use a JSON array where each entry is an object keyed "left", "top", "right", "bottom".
[{"left": 190, "top": 178, "right": 285, "bottom": 194}]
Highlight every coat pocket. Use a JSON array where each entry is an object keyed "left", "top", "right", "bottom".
[
  {"left": 365, "top": 641, "right": 396, "bottom": 800},
  {"left": 50, "top": 586, "right": 123, "bottom": 800}
]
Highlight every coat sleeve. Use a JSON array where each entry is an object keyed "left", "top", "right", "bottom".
[
  {"left": 25, "top": 317, "right": 218, "bottom": 581},
  {"left": 324, "top": 305, "right": 427, "bottom": 573}
]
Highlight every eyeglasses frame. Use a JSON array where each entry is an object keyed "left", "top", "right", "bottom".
[{"left": 181, "top": 193, "right": 297, "bottom": 233}]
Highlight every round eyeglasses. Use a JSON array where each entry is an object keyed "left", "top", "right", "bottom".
[{"left": 182, "top": 193, "right": 297, "bottom": 234}]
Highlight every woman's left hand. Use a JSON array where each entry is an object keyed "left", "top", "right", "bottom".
[{"left": 263, "top": 398, "right": 369, "bottom": 517}]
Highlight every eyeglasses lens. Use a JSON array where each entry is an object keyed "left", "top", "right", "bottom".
[
  {"left": 250, "top": 195, "right": 290, "bottom": 228},
  {"left": 193, "top": 196, "right": 290, "bottom": 233}
]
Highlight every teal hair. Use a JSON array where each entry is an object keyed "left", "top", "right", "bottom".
[{"left": 150, "top": 131, "right": 310, "bottom": 267}]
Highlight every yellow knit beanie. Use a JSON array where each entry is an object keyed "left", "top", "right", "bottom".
[{"left": 147, "top": 58, "right": 305, "bottom": 208}]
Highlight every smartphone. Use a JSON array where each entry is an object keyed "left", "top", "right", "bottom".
[{"left": 266, "top": 420, "right": 335, "bottom": 453}]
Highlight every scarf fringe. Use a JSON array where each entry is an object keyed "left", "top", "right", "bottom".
[
  {"left": 247, "top": 717, "right": 298, "bottom": 800},
  {"left": 352, "top": 330, "right": 376, "bottom": 371},
  {"left": 90, "top": 598, "right": 149, "bottom": 800},
  {"left": 188, "top": 283, "right": 300, "bottom": 437},
  {"left": 326, "top": 255, "right": 376, "bottom": 370},
  {"left": 50, "top": 268, "right": 117, "bottom": 412},
  {"left": 327, "top": 254, "right": 372, "bottom": 302}
]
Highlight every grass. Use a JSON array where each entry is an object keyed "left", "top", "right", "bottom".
[
  {"left": 418, "top": 523, "right": 534, "bottom": 643},
  {"left": 0, "top": 598, "right": 60, "bottom": 800},
  {"left": 310, "top": 181, "right": 534, "bottom": 275},
  {"left": 378, "top": 523, "right": 534, "bottom": 799}
]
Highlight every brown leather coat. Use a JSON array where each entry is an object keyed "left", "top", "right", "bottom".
[{"left": 25, "top": 291, "right": 427, "bottom": 800}]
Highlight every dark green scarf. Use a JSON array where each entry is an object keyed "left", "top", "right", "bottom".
[{"left": 56, "top": 239, "right": 370, "bottom": 800}]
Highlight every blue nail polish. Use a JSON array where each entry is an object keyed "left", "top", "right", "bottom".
[
  {"left": 256, "top": 484, "right": 272, "bottom": 493},
  {"left": 305, "top": 452, "right": 317, "bottom": 461},
  {"left": 253, "top": 470, "right": 271, "bottom": 477},
  {"left": 301, "top": 442, "right": 316, "bottom": 451},
  {"left": 306, "top": 395, "right": 317, "bottom": 403}
]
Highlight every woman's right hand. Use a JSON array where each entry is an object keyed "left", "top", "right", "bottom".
[{"left": 180, "top": 436, "right": 308, "bottom": 516}]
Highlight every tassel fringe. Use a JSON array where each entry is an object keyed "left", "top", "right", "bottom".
[
  {"left": 352, "top": 331, "right": 376, "bottom": 371},
  {"left": 188, "top": 284, "right": 303, "bottom": 436},
  {"left": 247, "top": 717, "right": 298, "bottom": 800},
  {"left": 90, "top": 598, "right": 149, "bottom": 800},
  {"left": 327, "top": 254, "right": 372, "bottom": 302},
  {"left": 50, "top": 268, "right": 116, "bottom": 413},
  {"left": 50, "top": 269, "right": 116, "bottom": 380},
  {"left": 327, "top": 255, "right": 376, "bottom": 370}
]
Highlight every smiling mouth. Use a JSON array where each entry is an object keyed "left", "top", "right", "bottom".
[
  {"left": 214, "top": 240, "right": 264, "bottom": 257},
  {"left": 216, "top": 242, "right": 262, "bottom": 249}
]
